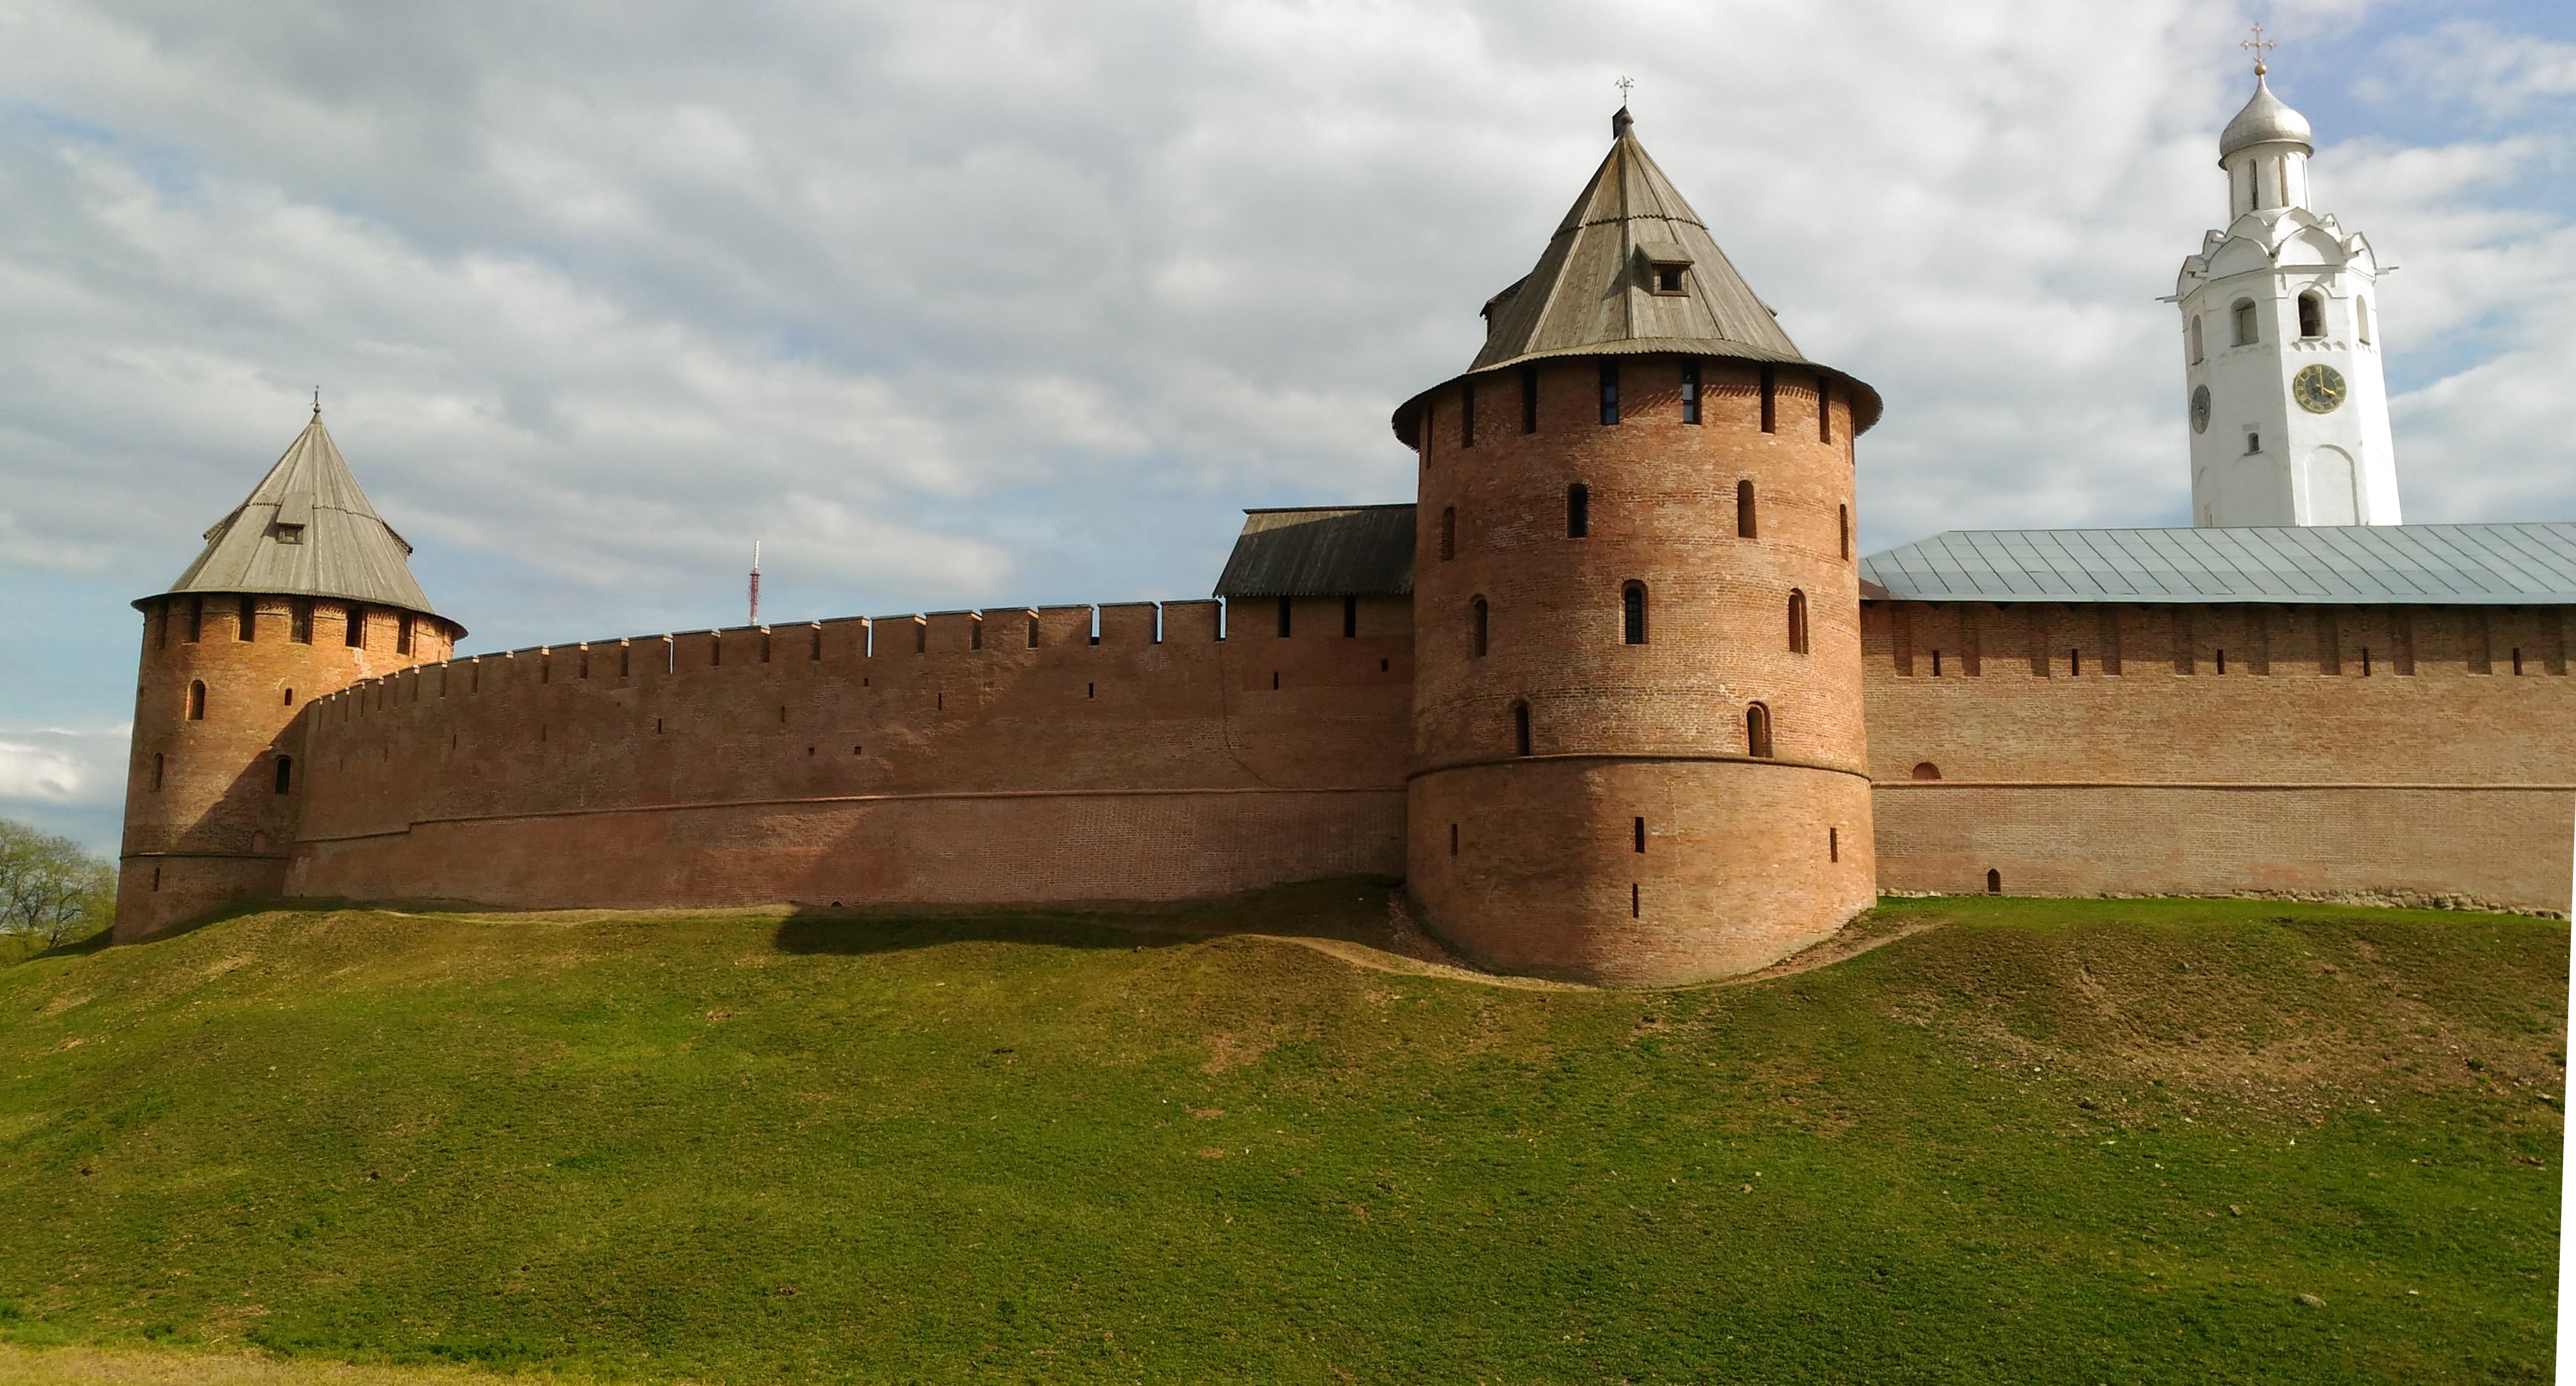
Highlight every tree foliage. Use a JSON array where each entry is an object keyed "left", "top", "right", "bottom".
[{"left": 0, "top": 819, "right": 114, "bottom": 949}]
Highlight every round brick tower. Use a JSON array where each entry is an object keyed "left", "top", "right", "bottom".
[
  {"left": 1400, "top": 109, "right": 1883, "bottom": 986},
  {"left": 118, "top": 409, "right": 460, "bottom": 940}
]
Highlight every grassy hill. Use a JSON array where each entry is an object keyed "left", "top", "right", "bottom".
[{"left": 0, "top": 888, "right": 2560, "bottom": 1383}]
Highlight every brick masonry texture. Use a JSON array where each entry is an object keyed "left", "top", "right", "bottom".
[{"left": 1864, "top": 599, "right": 2575, "bottom": 912}]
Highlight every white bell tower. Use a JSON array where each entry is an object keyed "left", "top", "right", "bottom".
[{"left": 2174, "top": 47, "right": 2400, "bottom": 527}]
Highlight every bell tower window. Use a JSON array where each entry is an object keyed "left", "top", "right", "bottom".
[
  {"left": 2298, "top": 292, "right": 2324, "bottom": 339},
  {"left": 2188, "top": 315, "right": 2204, "bottom": 364},
  {"left": 1621, "top": 582, "right": 1648, "bottom": 645},
  {"left": 2231, "top": 299, "right": 2258, "bottom": 346}
]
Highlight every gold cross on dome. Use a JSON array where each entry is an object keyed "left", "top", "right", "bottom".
[
  {"left": 2241, "top": 23, "right": 2275, "bottom": 75},
  {"left": 1616, "top": 75, "right": 1634, "bottom": 105}
]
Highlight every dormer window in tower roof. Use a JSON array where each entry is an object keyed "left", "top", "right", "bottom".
[
  {"left": 1637, "top": 242, "right": 1692, "bottom": 296},
  {"left": 272, "top": 522, "right": 306, "bottom": 545}
]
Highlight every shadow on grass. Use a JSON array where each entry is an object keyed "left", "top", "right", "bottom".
[{"left": 772, "top": 875, "right": 1416, "bottom": 960}]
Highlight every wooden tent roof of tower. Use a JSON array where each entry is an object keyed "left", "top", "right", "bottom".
[
  {"left": 144, "top": 411, "right": 448, "bottom": 622},
  {"left": 1396, "top": 109, "right": 1881, "bottom": 441}
]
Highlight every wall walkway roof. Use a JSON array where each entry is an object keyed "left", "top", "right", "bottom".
[
  {"left": 1859, "top": 523, "right": 2576, "bottom": 606},
  {"left": 1214, "top": 506, "right": 1416, "bottom": 598}
]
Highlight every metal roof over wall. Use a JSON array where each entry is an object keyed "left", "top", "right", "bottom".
[
  {"left": 1859, "top": 523, "right": 2576, "bottom": 606},
  {"left": 149, "top": 413, "right": 448, "bottom": 622},
  {"left": 1214, "top": 506, "right": 1416, "bottom": 598}
]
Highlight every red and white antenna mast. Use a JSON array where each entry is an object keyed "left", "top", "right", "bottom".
[{"left": 748, "top": 541, "right": 762, "bottom": 626}]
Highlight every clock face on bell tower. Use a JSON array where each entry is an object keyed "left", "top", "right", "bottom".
[{"left": 2293, "top": 363, "right": 2346, "bottom": 413}]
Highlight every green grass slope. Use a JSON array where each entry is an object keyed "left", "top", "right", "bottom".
[{"left": 0, "top": 890, "right": 2561, "bottom": 1384}]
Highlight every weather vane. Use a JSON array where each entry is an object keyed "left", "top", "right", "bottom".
[
  {"left": 2241, "top": 23, "right": 2274, "bottom": 76},
  {"left": 311, "top": 386, "right": 321, "bottom": 418},
  {"left": 1615, "top": 75, "right": 1634, "bottom": 105}
]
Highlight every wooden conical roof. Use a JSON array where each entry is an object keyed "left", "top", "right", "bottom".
[{"left": 146, "top": 411, "right": 447, "bottom": 622}]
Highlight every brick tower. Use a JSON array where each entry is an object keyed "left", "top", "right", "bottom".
[
  {"left": 1400, "top": 109, "right": 1882, "bottom": 986},
  {"left": 117, "top": 407, "right": 461, "bottom": 940}
]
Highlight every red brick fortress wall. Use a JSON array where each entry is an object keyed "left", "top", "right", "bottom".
[
  {"left": 118, "top": 595, "right": 455, "bottom": 939},
  {"left": 1864, "top": 600, "right": 2575, "bottom": 912},
  {"left": 282, "top": 597, "right": 1413, "bottom": 914},
  {"left": 1405, "top": 355, "right": 1877, "bottom": 985}
]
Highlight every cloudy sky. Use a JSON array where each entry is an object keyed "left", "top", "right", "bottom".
[{"left": 2, "top": 0, "right": 2571, "bottom": 852}]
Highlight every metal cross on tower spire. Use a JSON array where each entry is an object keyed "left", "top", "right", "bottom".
[
  {"left": 2241, "top": 23, "right": 2274, "bottom": 76},
  {"left": 1615, "top": 75, "right": 1634, "bottom": 105}
]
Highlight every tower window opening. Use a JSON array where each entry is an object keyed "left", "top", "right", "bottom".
[
  {"left": 274, "top": 755, "right": 294, "bottom": 795},
  {"left": 915, "top": 622, "right": 928, "bottom": 654},
  {"left": 282, "top": 688, "right": 294, "bottom": 706},
  {"left": 1598, "top": 359, "right": 1620, "bottom": 426},
  {"left": 187, "top": 680, "right": 205, "bottom": 721},
  {"left": 397, "top": 614, "right": 414, "bottom": 655},
  {"left": 1440, "top": 506, "right": 1456, "bottom": 561},
  {"left": 2298, "top": 292, "right": 2325, "bottom": 340},
  {"left": 1344, "top": 596, "right": 1358, "bottom": 637},
  {"left": 813, "top": 626, "right": 826, "bottom": 660},
  {"left": 1746, "top": 702, "right": 1773, "bottom": 758},
  {"left": 1788, "top": 589, "right": 1810, "bottom": 654},
  {"left": 152, "top": 752, "right": 164, "bottom": 791},
  {"left": 1087, "top": 682, "right": 1096, "bottom": 699},
  {"left": 1633, "top": 817, "right": 1646, "bottom": 854},
  {"left": 1513, "top": 700, "right": 1531, "bottom": 756},
  {"left": 1932, "top": 650, "right": 1942, "bottom": 676},
  {"left": 291, "top": 600, "right": 313, "bottom": 645},
  {"left": 1271, "top": 672, "right": 1279, "bottom": 690},
  {"left": 2356, "top": 297, "right": 2373, "bottom": 344},
  {"left": 2189, "top": 314, "right": 2204, "bottom": 363},
  {"left": 1449, "top": 822, "right": 1459, "bottom": 856},
  {"left": 620, "top": 645, "right": 632, "bottom": 678},
  {"left": 2069, "top": 647, "right": 2081, "bottom": 676},
  {"left": 1026, "top": 615, "right": 1040, "bottom": 648},
  {"left": 1839, "top": 504, "right": 1851, "bottom": 561},
  {"left": 1654, "top": 263, "right": 1684, "bottom": 293},
  {"left": 1567, "top": 483, "right": 1590, "bottom": 538},
  {"left": 1817, "top": 377, "right": 1832, "bottom": 443},
  {"left": 346, "top": 606, "right": 366, "bottom": 648},
  {"left": 1759, "top": 365, "right": 1777, "bottom": 433},
  {"left": 1736, "top": 480, "right": 1758, "bottom": 539},
  {"left": 185, "top": 596, "right": 206, "bottom": 643},
  {"left": 1622, "top": 582, "right": 1648, "bottom": 645},
  {"left": 2231, "top": 298, "right": 2257, "bottom": 346},
  {"left": 1830, "top": 826, "right": 1840, "bottom": 862},
  {"left": 151, "top": 867, "right": 160, "bottom": 892},
  {"left": 1911, "top": 762, "right": 1940, "bottom": 781},
  {"left": 1520, "top": 365, "right": 1539, "bottom": 433},
  {"left": 1460, "top": 381, "right": 1476, "bottom": 448},
  {"left": 2216, "top": 648, "right": 2226, "bottom": 675},
  {"left": 1680, "top": 361, "right": 1702, "bottom": 424},
  {"left": 1986, "top": 867, "right": 2002, "bottom": 895},
  {"left": 1472, "top": 597, "right": 1489, "bottom": 656},
  {"left": 2512, "top": 646, "right": 2523, "bottom": 676},
  {"left": 237, "top": 595, "right": 256, "bottom": 641},
  {"left": 1277, "top": 597, "right": 1293, "bottom": 638},
  {"left": 2361, "top": 647, "right": 2373, "bottom": 676},
  {"left": 2245, "top": 430, "right": 2261, "bottom": 456},
  {"left": 1632, "top": 882, "right": 1640, "bottom": 918}
]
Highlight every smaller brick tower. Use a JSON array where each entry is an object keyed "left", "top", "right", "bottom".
[
  {"left": 1401, "top": 109, "right": 1883, "bottom": 986},
  {"left": 118, "top": 407, "right": 460, "bottom": 940}
]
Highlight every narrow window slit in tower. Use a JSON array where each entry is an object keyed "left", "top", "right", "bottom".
[
  {"left": 1633, "top": 817, "right": 1645, "bottom": 854},
  {"left": 1839, "top": 506, "right": 1851, "bottom": 561},
  {"left": 1737, "top": 480, "right": 1757, "bottom": 539},
  {"left": 1472, "top": 597, "right": 1489, "bottom": 657},
  {"left": 2361, "top": 647, "right": 2372, "bottom": 676},
  {"left": 237, "top": 595, "right": 256, "bottom": 641},
  {"left": 1520, "top": 366, "right": 1539, "bottom": 433},
  {"left": 1450, "top": 823, "right": 1459, "bottom": 856},
  {"left": 2216, "top": 649, "right": 2226, "bottom": 675},
  {"left": 2070, "top": 647, "right": 2081, "bottom": 676},
  {"left": 1830, "top": 827, "right": 1839, "bottom": 862},
  {"left": 1788, "top": 589, "right": 1809, "bottom": 654},
  {"left": 1277, "top": 597, "right": 1293, "bottom": 638},
  {"left": 1932, "top": 650, "right": 1942, "bottom": 676},
  {"left": 1460, "top": 381, "right": 1476, "bottom": 448},
  {"left": 1028, "top": 615, "right": 1041, "bottom": 648},
  {"left": 1746, "top": 702, "right": 1773, "bottom": 758},
  {"left": 1818, "top": 376, "right": 1832, "bottom": 443},
  {"left": 188, "top": 681, "right": 205, "bottom": 721},
  {"left": 1087, "top": 683, "right": 1095, "bottom": 699},
  {"left": 1622, "top": 582, "right": 1648, "bottom": 645},
  {"left": 779, "top": 706, "right": 787, "bottom": 724},
  {"left": 188, "top": 597, "right": 205, "bottom": 643},
  {"left": 1513, "top": 701, "right": 1530, "bottom": 756},
  {"left": 2512, "top": 647, "right": 2523, "bottom": 676},
  {"left": 579, "top": 648, "right": 590, "bottom": 680},
  {"left": 620, "top": 645, "right": 632, "bottom": 678},
  {"left": 1759, "top": 365, "right": 1777, "bottom": 433},
  {"left": 1681, "top": 361, "right": 1701, "bottom": 424},
  {"left": 1567, "top": 483, "right": 1589, "bottom": 538},
  {"left": 1271, "top": 672, "right": 1279, "bottom": 690},
  {"left": 813, "top": 626, "right": 826, "bottom": 660},
  {"left": 1631, "top": 883, "right": 1640, "bottom": 918},
  {"left": 1344, "top": 596, "right": 1357, "bottom": 637},
  {"left": 1598, "top": 359, "right": 1620, "bottom": 425},
  {"left": 1440, "top": 507, "right": 1456, "bottom": 561},
  {"left": 152, "top": 753, "right": 164, "bottom": 791},
  {"left": 282, "top": 688, "right": 294, "bottom": 706}
]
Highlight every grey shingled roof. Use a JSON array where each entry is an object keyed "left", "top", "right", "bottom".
[
  {"left": 1860, "top": 524, "right": 2576, "bottom": 606},
  {"left": 145, "top": 413, "right": 447, "bottom": 621},
  {"left": 1214, "top": 506, "right": 1416, "bottom": 598},
  {"left": 1395, "top": 109, "right": 1881, "bottom": 439}
]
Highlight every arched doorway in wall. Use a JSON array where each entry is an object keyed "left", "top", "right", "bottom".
[{"left": 2301, "top": 446, "right": 2359, "bottom": 525}]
